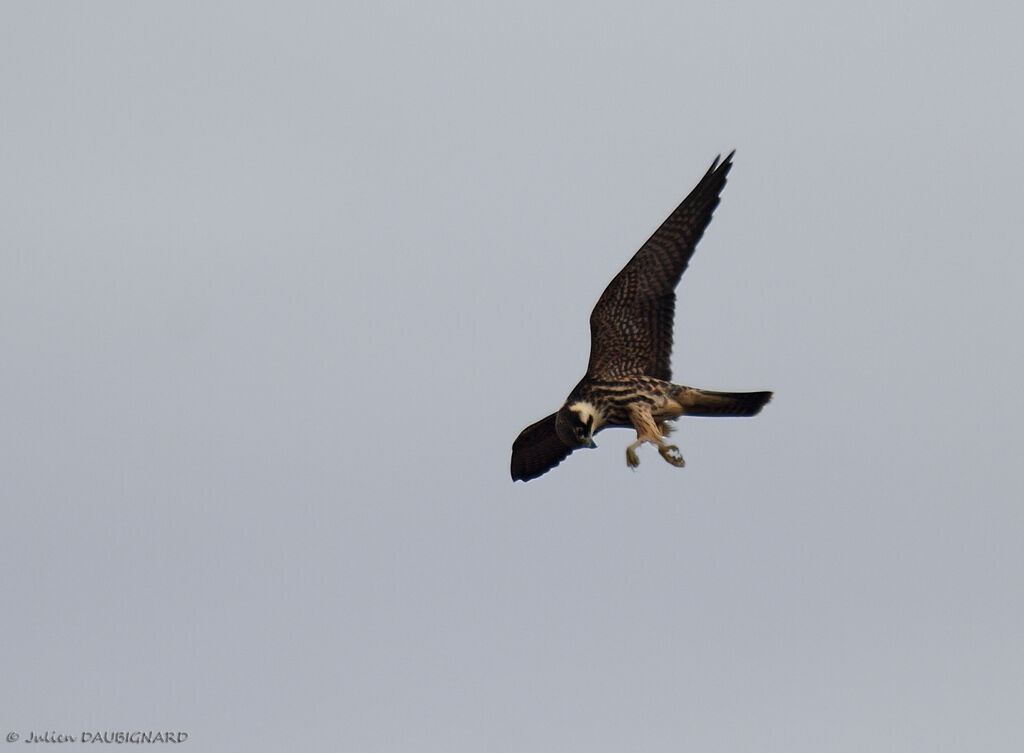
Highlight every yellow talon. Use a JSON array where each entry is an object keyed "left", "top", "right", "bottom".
[
  {"left": 659, "top": 444, "right": 686, "bottom": 467},
  {"left": 626, "top": 446, "right": 640, "bottom": 468}
]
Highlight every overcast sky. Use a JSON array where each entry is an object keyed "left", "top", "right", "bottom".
[{"left": 3, "top": 2, "right": 1023, "bottom": 752}]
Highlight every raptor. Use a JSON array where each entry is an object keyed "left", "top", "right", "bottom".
[{"left": 511, "top": 152, "right": 772, "bottom": 482}]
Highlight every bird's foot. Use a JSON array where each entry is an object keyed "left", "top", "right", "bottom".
[
  {"left": 659, "top": 444, "right": 686, "bottom": 468},
  {"left": 625, "top": 445, "right": 641, "bottom": 468}
]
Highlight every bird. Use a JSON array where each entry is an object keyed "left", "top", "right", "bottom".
[{"left": 510, "top": 152, "right": 772, "bottom": 482}]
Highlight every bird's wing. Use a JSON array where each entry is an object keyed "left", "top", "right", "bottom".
[
  {"left": 511, "top": 412, "right": 574, "bottom": 481},
  {"left": 586, "top": 152, "right": 734, "bottom": 381}
]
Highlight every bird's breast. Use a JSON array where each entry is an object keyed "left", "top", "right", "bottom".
[{"left": 583, "top": 377, "right": 681, "bottom": 427}]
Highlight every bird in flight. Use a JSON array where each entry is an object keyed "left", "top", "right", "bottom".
[{"left": 511, "top": 152, "right": 772, "bottom": 482}]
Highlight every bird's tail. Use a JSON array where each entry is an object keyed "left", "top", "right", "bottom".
[{"left": 675, "top": 387, "right": 773, "bottom": 417}]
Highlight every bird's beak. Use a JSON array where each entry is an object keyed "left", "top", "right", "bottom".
[{"left": 585, "top": 437, "right": 597, "bottom": 449}]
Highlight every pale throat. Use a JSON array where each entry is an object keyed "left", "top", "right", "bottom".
[{"left": 568, "top": 400, "right": 603, "bottom": 431}]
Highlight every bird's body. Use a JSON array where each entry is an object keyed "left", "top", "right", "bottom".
[
  {"left": 510, "top": 152, "right": 773, "bottom": 482},
  {"left": 565, "top": 377, "right": 772, "bottom": 432}
]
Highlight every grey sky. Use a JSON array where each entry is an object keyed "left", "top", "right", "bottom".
[{"left": 2, "top": 2, "right": 1023, "bottom": 751}]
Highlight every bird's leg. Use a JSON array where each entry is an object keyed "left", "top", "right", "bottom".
[{"left": 628, "top": 407, "right": 685, "bottom": 469}]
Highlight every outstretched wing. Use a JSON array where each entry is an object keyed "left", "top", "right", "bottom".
[
  {"left": 587, "top": 152, "right": 734, "bottom": 381},
  {"left": 511, "top": 413, "right": 574, "bottom": 481}
]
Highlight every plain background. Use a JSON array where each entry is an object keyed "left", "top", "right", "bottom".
[{"left": 3, "top": 2, "right": 1023, "bottom": 751}]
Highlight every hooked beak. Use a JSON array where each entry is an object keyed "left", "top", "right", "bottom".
[{"left": 584, "top": 436, "right": 597, "bottom": 449}]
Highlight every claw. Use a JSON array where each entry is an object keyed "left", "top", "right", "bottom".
[
  {"left": 625, "top": 446, "right": 640, "bottom": 468},
  {"left": 659, "top": 444, "right": 685, "bottom": 468}
]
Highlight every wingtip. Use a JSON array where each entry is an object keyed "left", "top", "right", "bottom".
[
  {"left": 706, "top": 150, "right": 735, "bottom": 178},
  {"left": 714, "top": 150, "right": 735, "bottom": 182}
]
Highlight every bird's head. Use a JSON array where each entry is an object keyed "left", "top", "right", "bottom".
[{"left": 556, "top": 401, "right": 599, "bottom": 448}]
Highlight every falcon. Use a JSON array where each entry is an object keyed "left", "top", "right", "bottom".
[{"left": 511, "top": 152, "right": 772, "bottom": 482}]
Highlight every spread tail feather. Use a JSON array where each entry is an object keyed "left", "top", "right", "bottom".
[{"left": 677, "top": 388, "right": 773, "bottom": 417}]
